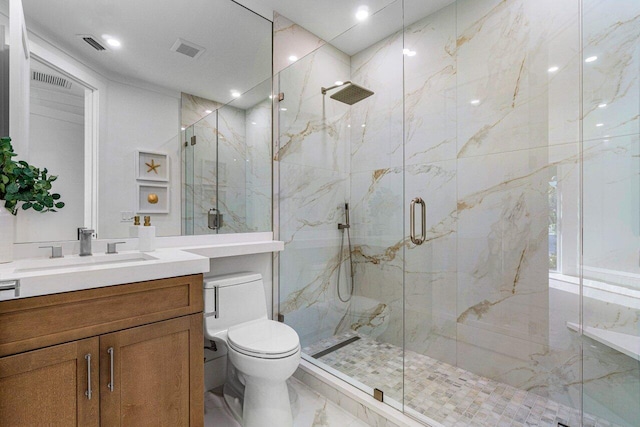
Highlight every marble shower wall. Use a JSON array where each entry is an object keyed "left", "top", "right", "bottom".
[
  {"left": 347, "top": 0, "right": 585, "bottom": 411},
  {"left": 276, "top": 35, "right": 355, "bottom": 346},
  {"left": 276, "top": 0, "right": 638, "bottom": 424}
]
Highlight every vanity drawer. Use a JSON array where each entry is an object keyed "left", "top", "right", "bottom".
[{"left": 0, "top": 274, "right": 203, "bottom": 357}]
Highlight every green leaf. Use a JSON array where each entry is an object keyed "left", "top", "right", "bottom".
[
  {"left": 6, "top": 183, "right": 18, "bottom": 194},
  {"left": 0, "top": 175, "right": 7, "bottom": 184},
  {"left": 55, "top": 202, "right": 65, "bottom": 209},
  {"left": 22, "top": 202, "right": 32, "bottom": 210},
  {"left": 52, "top": 193, "right": 61, "bottom": 200},
  {"left": 33, "top": 203, "right": 43, "bottom": 212}
]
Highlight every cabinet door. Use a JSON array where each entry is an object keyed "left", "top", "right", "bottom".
[
  {"left": 100, "top": 314, "right": 204, "bottom": 427},
  {"left": 0, "top": 337, "right": 99, "bottom": 426}
]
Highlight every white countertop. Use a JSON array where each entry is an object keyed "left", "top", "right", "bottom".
[{"left": 0, "top": 236, "right": 284, "bottom": 301}]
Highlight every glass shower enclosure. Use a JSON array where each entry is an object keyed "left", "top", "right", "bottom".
[{"left": 276, "top": 0, "right": 639, "bottom": 426}]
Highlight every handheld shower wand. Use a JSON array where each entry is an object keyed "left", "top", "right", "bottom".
[{"left": 337, "top": 203, "right": 355, "bottom": 302}]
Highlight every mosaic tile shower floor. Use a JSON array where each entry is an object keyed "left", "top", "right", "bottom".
[{"left": 304, "top": 331, "right": 617, "bottom": 427}]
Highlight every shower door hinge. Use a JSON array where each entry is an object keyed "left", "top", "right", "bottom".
[
  {"left": 373, "top": 388, "right": 384, "bottom": 402},
  {"left": 190, "top": 135, "right": 197, "bottom": 146},
  {"left": 277, "top": 313, "right": 284, "bottom": 322},
  {"left": 278, "top": 92, "right": 285, "bottom": 102}
]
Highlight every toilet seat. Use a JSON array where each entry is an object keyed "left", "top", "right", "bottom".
[{"left": 228, "top": 319, "right": 300, "bottom": 359}]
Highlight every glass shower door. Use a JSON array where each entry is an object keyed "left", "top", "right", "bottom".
[
  {"left": 191, "top": 112, "right": 219, "bottom": 235},
  {"left": 276, "top": 0, "right": 406, "bottom": 410},
  {"left": 582, "top": 1, "right": 640, "bottom": 425}
]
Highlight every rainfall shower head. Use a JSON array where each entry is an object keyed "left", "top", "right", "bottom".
[{"left": 321, "top": 81, "right": 374, "bottom": 105}]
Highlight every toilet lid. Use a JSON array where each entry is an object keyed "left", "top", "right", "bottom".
[{"left": 228, "top": 319, "right": 299, "bottom": 358}]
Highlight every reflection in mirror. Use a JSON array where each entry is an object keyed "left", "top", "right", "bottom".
[
  {"left": 0, "top": 0, "right": 272, "bottom": 242},
  {"left": 183, "top": 79, "right": 272, "bottom": 235}
]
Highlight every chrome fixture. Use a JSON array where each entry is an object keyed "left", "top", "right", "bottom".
[
  {"left": 321, "top": 81, "right": 374, "bottom": 105},
  {"left": 107, "top": 347, "right": 115, "bottom": 392},
  {"left": 78, "top": 227, "right": 95, "bottom": 256},
  {"left": 410, "top": 197, "right": 426, "bottom": 245},
  {"left": 39, "top": 245, "right": 63, "bottom": 258},
  {"left": 208, "top": 208, "right": 223, "bottom": 230},
  {"left": 84, "top": 354, "right": 92, "bottom": 400},
  {"left": 106, "top": 242, "right": 126, "bottom": 254},
  {"left": 337, "top": 203, "right": 355, "bottom": 302}
]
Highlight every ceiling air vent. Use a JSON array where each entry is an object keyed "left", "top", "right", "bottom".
[
  {"left": 31, "top": 71, "right": 72, "bottom": 89},
  {"left": 170, "top": 38, "right": 205, "bottom": 59},
  {"left": 77, "top": 35, "right": 107, "bottom": 51}
]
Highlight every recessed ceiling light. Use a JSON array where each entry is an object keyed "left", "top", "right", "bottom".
[
  {"left": 205, "top": 110, "right": 212, "bottom": 114},
  {"left": 596, "top": 123, "right": 604, "bottom": 127},
  {"left": 269, "top": 95, "right": 273, "bottom": 99},
  {"left": 106, "top": 38, "right": 121, "bottom": 47},
  {"left": 288, "top": 55, "right": 298, "bottom": 62},
  {"left": 231, "top": 90, "right": 241, "bottom": 98},
  {"left": 280, "top": 107, "right": 287, "bottom": 111},
  {"left": 335, "top": 81, "right": 344, "bottom": 86},
  {"left": 347, "top": 124, "right": 351, "bottom": 128},
  {"left": 402, "top": 49, "right": 416, "bottom": 57},
  {"left": 585, "top": 56, "right": 598, "bottom": 63},
  {"left": 251, "top": 121, "right": 257, "bottom": 125},
  {"left": 470, "top": 99, "right": 480, "bottom": 105},
  {"left": 598, "top": 103, "right": 607, "bottom": 108},
  {"left": 548, "top": 66, "right": 559, "bottom": 73},
  {"left": 355, "top": 6, "right": 369, "bottom": 21},
  {"left": 361, "top": 124, "right": 366, "bottom": 128},
  {"left": 181, "top": 127, "right": 186, "bottom": 131}
]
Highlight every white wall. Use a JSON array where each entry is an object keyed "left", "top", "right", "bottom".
[{"left": 99, "top": 80, "right": 181, "bottom": 238}]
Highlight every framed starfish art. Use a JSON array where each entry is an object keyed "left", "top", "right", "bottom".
[{"left": 136, "top": 150, "right": 169, "bottom": 182}]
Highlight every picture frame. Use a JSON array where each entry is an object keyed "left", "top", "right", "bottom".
[
  {"left": 136, "top": 150, "right": 169, "bottom": 182},
  {"left": 137, "top": 183, "right": 170, "bottom": 214}
]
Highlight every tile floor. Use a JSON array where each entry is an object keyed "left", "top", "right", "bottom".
[
  {"left": 305, "top": 331, "right": 618, "bottom": 427},
  {"left": 204, "top": 377, "right": 369, "bottom": 427}
]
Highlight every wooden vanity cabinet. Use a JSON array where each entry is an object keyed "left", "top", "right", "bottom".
[{"left": 0, "top": 274, "right": 204, "bottom": 427}]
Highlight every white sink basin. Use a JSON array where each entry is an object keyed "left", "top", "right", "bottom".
[{"left": 13, "top": 252, "right": 158, "bottom": 273}]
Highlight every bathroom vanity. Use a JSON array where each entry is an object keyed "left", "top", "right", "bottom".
[{"left": 0, "top": 274, "right": 204, "bottom": 426}]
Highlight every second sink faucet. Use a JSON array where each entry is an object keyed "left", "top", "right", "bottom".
[{"left": 78, "top": 227, "right": 95, "bottom": 256}]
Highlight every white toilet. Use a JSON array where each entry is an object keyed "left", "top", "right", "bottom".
[{"left": 203, "top": 273, "right": 301, "bottom": 427}]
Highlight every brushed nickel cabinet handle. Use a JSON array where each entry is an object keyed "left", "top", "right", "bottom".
[
  {"left": 84, "top": 354, "right": 92, "bottom": 400},
  {"left": 410, "top": 197, "right": 426, "bottom": 245},
  {"left": 107, "top": 347, "right": 114, "bottom": 392}
]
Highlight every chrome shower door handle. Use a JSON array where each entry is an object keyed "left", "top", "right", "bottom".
[
  {"left": 410, "top": 197, "right": 426, "bottom": 245},
  {"left": 107, "top": 347, "right": 114, "bottom": 392},
  {"left": 85, "top": 354, "right": 92, "bottom": 400}
]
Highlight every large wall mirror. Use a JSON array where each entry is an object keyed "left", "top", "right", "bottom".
[{"left": 0, "top": 0, "right": 272, "bottom": 242}]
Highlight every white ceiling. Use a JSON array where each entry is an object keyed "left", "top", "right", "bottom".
[
  {"left": 19, "top": 0, "right": 456, "bottom": 109},
  {"left": 22, "top": 0, "right": 272, "bottom": 106},
  {"left": 236, "top": 0, "right": 456, "bottom": 55}
]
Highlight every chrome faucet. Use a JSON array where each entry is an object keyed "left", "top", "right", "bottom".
[{"left": 78, "top": 228, "right": 95, "bottom": 257}]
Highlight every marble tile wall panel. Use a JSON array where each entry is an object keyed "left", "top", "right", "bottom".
[
  {"left": 277, "top": 40, "right": 355, "bottom": 345},
  {"left": 404, "top": 4, "right": 457, "bottom": 165},
  {"left": 582, "top": 0, "right": 640, "bottom": 142},
  {"left": 181, "top": 93, "right": 223, "bottom": 129},
  {"left": 274, "top": 13, "right": 326, "bottom": 75},
  {"left": 245, "top": 100, "right": 272, "bottom": 232}
]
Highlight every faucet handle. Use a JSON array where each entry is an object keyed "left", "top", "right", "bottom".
[
  {"left": 106, "top": 242, "right": 126, "bottom": 254},
  {"left": 77, "top": 227, "right": 95, "bottom": 239},
  {"left": 39, "top": 245, "right": 64, "bottom": 259}
]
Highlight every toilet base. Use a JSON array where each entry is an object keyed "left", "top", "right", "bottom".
[{"left": 242, "top": 376, "right": 293, "bottom": 427}]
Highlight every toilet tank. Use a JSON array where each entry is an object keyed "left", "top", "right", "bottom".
[{"left": 203, "top": 272, "right": 267, "bottom": 336}]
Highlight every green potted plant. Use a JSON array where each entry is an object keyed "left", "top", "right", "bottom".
[{"left": 0, "top": 136, "right": 65, "bottom": 263}]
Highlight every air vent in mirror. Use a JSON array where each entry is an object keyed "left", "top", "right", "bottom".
[
  {"left": 31, "top": 71, "right": 72, "bottom": 89},
  {"left": 170, "top": 38, "right": 205, "bottom": 59},
  {"left": 77, "top": 35, "right": 107, "bottom": 51}
]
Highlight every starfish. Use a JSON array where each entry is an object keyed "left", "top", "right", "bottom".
[{"left": 146, "top": 159, "right": 161, "bottom": 174}]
